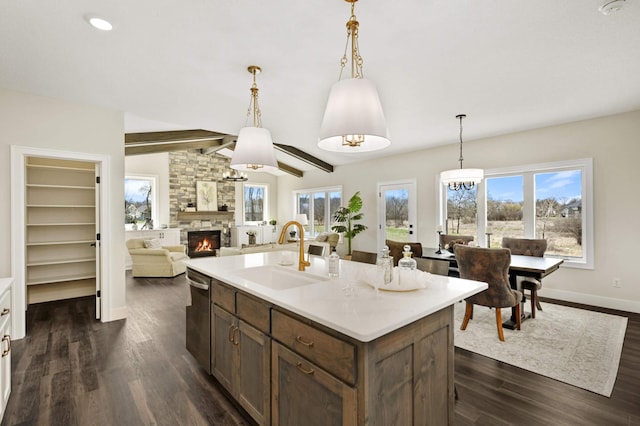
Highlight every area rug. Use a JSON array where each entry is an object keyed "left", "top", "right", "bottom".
[{"left": 453, "top": 301, "right": 628, "bottom": 397}]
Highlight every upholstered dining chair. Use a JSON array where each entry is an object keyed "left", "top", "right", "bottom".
[
  {"left": 385, "top": 240, "right": 423, "bottom": 267},
  {"left": 350, "top": 250, "right": 378, "bottom": 265},
  {"left": 454, "top": 245, "right": 522, "bottom": 341},
  {"left": 415, "top": 258, "right": 450, "bottom": 276},
  {"left": 501, "top": 237, "right": 548, "bottom": 318},
  {"left": 439, "top": 234, "right": 474, "bottom": 251}
]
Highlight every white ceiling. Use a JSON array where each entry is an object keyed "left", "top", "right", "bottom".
[{"left": 2, "top": 0, "right": 639, "bottom": 170}]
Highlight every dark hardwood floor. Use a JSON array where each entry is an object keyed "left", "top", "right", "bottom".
[{"left": 2, "top": 273, "right": 639, "bottom": 425}]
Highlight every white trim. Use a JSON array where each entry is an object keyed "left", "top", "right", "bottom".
[
  {"left": 109, "top": 306, "right": 128, "bottom": 321},
  {"left": 241, "top": 182, "right": 270, "bottom": 225},
  {"left": 541, "top": 288, "right": 640, "bottom": 314},
  {"left": 125, "top": 174, "right": 159, "bottom": 229},
  {"left": 10, "top": 145, "right": 113, "bottom": 339},
  {"left": 377, "top": 179, "right": 418, "bottom": 251},
  {"left": 293, "top": 185, "right": 344, "bottom": 236},
  {"left": 441, "top": 158, "right": 593, "bottom": 269}
]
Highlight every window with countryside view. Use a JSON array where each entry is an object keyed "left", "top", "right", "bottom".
[
  {"left": 295, "top": 187, "right": 342, "bottom": 236},
  {"left": 244, "top": 183, "right": 267, "bottom": 223},
  {"left": 441, "top": 159, "right": 592, "bottom": 267},
  {"left": 125, "top": 176, "right": 156, "bottom": 229}
]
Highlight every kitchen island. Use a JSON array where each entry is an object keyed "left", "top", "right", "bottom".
[{"left": 185, "top": 252, "right": 486, "bottom": 426}]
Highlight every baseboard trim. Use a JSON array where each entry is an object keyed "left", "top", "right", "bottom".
[
  {"left": 541, "top": 288, "right": 640, "bottom": 314},
  {"left": 108, "top": 306, "right": 128, "bottom": 321}
]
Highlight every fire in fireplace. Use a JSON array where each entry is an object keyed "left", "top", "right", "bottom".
[{"left": 187, "top": 230, "right": 221, "bottom": 258}]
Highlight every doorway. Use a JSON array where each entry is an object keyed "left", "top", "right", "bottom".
[
  {"left": 377, "top": 180, "right": 418, "bottom": 250},
  {"left": 11, "top": 146, "right": 110, "bottom": 339}
]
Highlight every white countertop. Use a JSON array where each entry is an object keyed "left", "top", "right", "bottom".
[{"left": 184, "top": 252, "right": 487, "bottom": 342}]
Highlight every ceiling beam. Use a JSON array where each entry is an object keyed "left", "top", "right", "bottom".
[
  {"left": 124, "top": 129, "right": 306, "bottom": 177},
  {"left": 274, "top": 143, "right": 334, "bottom": 173},
  {"left": 125, "top": 129, "right": 228, "bottom": 155},
  {"left": 125, "top": 129, "right": 226, "bottom": 145},
  {"left": 277, "top": 161, "right": 303, "bottom": 178}
]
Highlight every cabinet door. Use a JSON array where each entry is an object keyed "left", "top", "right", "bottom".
[
  {"left": 272, "top": 342, "right": 356, "bottom": 426},
  {"left": 211, "top": 305, "right": 237, "bottom": 392},
  {"left": 237, "top": 320, "right": 270, "bottom": 426},
  {"left": 0, "top": 318, "right": 10, "bottom": 417}
]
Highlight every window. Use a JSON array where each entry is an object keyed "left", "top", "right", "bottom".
[
  {"left": 125, "top": 176, "right": 157, "bottom": 230},
  {"left": 440, "top": 159, "right": 593, "bottom": 268},
  {"left": 294, "top": 187, "right": 342, "bottom": 236},
  {"left": 243, "top": 183, "right": 268, "bottom": 223}
]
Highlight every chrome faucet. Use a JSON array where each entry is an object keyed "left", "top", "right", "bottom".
[{"left": 278, "top": 221, "right": 310, "bottom": 271}]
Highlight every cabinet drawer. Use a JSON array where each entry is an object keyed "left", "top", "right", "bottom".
[
  {"left": 0, "top": 289, "right": 10, "bottom": 320},
  {"left": 272, "top": 310, "right": 355, "bottom": 385},
  {"left": 237, "top": 292, "right": 270, "bottom": 334},
  {"left": 212, "top": 281, "right": 235, "bottom": 313}
]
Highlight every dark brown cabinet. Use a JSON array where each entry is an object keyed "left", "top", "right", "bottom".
[
  {"left": 206, "top": 277, "right": 455, "bottom": 426},
  {"left": 211, "top": 286, "right": 271, "bottom": 425}
]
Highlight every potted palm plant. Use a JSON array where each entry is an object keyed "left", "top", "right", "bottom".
[{"left": 331, "top": 191, "right": 368, "bottom": 257}]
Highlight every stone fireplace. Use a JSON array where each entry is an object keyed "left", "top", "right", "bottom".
[{"left": 187, "top": 230, "right": 221, "bottom": 258}]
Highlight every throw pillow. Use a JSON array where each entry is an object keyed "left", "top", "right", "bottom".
[
  {"left": 315, "top": 233, "right": 329, "bottom": 242},
  {"left": 144, "top": 239, "right": 162, "bottom": 249}
]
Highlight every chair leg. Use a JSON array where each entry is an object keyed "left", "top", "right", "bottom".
[
  {"left": 515, "top": 303, "right": 521, "bottom": 331},
  {"left": 461, "top": 302, "right": 473, "bottom": 330},
  {"left": 530, "top": 288, "right": 536, "bottom": 319},
  {"left": 495, "top": 307, "right": 505, "bottom": 341},
  {"left": 535, "top": 290, "right": 543, "bottom": 312}
]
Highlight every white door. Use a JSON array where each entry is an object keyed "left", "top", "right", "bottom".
[
  {"left": 377, "top": 180, "right": 418, "bottom": 250},
  {"left": 94, "top": 163, "right": 101, "bottom": 319}
]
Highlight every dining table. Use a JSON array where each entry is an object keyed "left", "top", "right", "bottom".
[{"left": 421, "top": 247, "right": 564, "bottom": 329}]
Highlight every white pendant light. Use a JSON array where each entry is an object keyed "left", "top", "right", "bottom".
[
  {"left": 231, "top": 65, "right": 279, "bottom": 173},
  {"left": 440, "top": 114, "right": 483, "bottom": 191},
  {"left": 318, "top": 0, "right": 390, "bottom": 153}
]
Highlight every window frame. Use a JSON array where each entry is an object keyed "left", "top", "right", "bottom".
[
  {"left": 125, "top": 174, "right": 158, "bottom": 230},
  {"left": 293, "top": 186, "right": 342, "bottom": 236},
  {"left": 242, "top": 182, "right": 269, "bottom": 225},
  {"left": 439, "top": 158, "right": 593, "bottom": 269}
]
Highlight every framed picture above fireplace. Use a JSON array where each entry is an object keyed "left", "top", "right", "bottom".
[{"left": 196, "top": 181, "right": 218, "bottom": 211}]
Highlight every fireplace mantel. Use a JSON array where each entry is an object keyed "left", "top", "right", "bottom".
[{"left": 177, "top": 211, "right": 234, "bottom": 221}]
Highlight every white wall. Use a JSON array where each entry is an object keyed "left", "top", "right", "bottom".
[
  {"left": 277, "top": 110, "right": 640, "bottom": 313},
  {"left": 125, "top": 152, "right": 170, "bottom": 227},
  {"left": 0, "top": 87, "right": 127, "bottom": 329}
]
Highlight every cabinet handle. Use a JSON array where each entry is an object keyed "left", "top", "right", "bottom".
[
  {"left": 228, "top": 324, "right": 235, "bottom": 343},
  {"left": 0, "top": 308, "right": 9, "bottom": 316},
  {"left": 233, "top": 327, "right": 240, "bottom": 346},
  {"left": 1, "top": 335, "right": 10, "bottom": 357},
  {"left": 296, "top": 335, "right": 314, "bottom": 348},
  {"left": 296, "top": 361, "right": 314, "bottom": 375}
]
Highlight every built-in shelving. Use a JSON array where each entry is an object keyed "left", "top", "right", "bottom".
[{"left": 25, "top": 157, "right": 97, "bottom": 304}]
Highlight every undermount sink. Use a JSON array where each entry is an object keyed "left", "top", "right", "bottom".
[{"left": 233, "top": 265, "right": 329, "bottom": 290}]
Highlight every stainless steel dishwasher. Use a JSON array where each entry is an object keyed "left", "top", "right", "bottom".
[{"left": 186, "top": 267, "right": 211, "bottom": 373}]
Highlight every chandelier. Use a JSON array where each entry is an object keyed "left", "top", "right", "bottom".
[
  {"left": 230, "top": 65, "right": 279, "bottom": 173},
  {"left": 222, "top": 169, "right": 248, "bottom": 182},
  {"left": 440, "top": 114, "right": 483, "bottom": 191},
  {"left": 318, "top": 0, "right": 390, "bottom": 153}
]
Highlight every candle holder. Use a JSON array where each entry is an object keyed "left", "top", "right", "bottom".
[{"left": 436, "top": 230, "right": 443, "bottom": 254}]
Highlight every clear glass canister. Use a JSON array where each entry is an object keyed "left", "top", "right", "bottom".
[
  {"left": 398, "top": 245, "right": 417, "bottom": 270},
  {"left": 377, "top": 245, "right": 393, "bottom": 285}
]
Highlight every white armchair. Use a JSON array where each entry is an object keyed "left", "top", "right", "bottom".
[{"left": 126, "top": 238, "right": 188, "bottom": 277}]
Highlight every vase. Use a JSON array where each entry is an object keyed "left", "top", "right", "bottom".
[{"left": 248, "top": 235, "right": 256, "bottom": 245}]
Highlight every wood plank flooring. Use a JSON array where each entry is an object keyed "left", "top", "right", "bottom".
[{"left": 2, "top": 273, "right": 639, "bottom": 425}]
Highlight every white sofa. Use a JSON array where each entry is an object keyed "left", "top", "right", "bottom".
[{"left": 219, "top": 240, "right": 330, "bottom": 257}]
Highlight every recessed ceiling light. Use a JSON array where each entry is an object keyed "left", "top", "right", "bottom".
[
  {"left": 85, "top": 14, "right": 114, "bottom": 31},
  {"left": 598, "top": 0, "right": 626, "bottom": 15}
]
